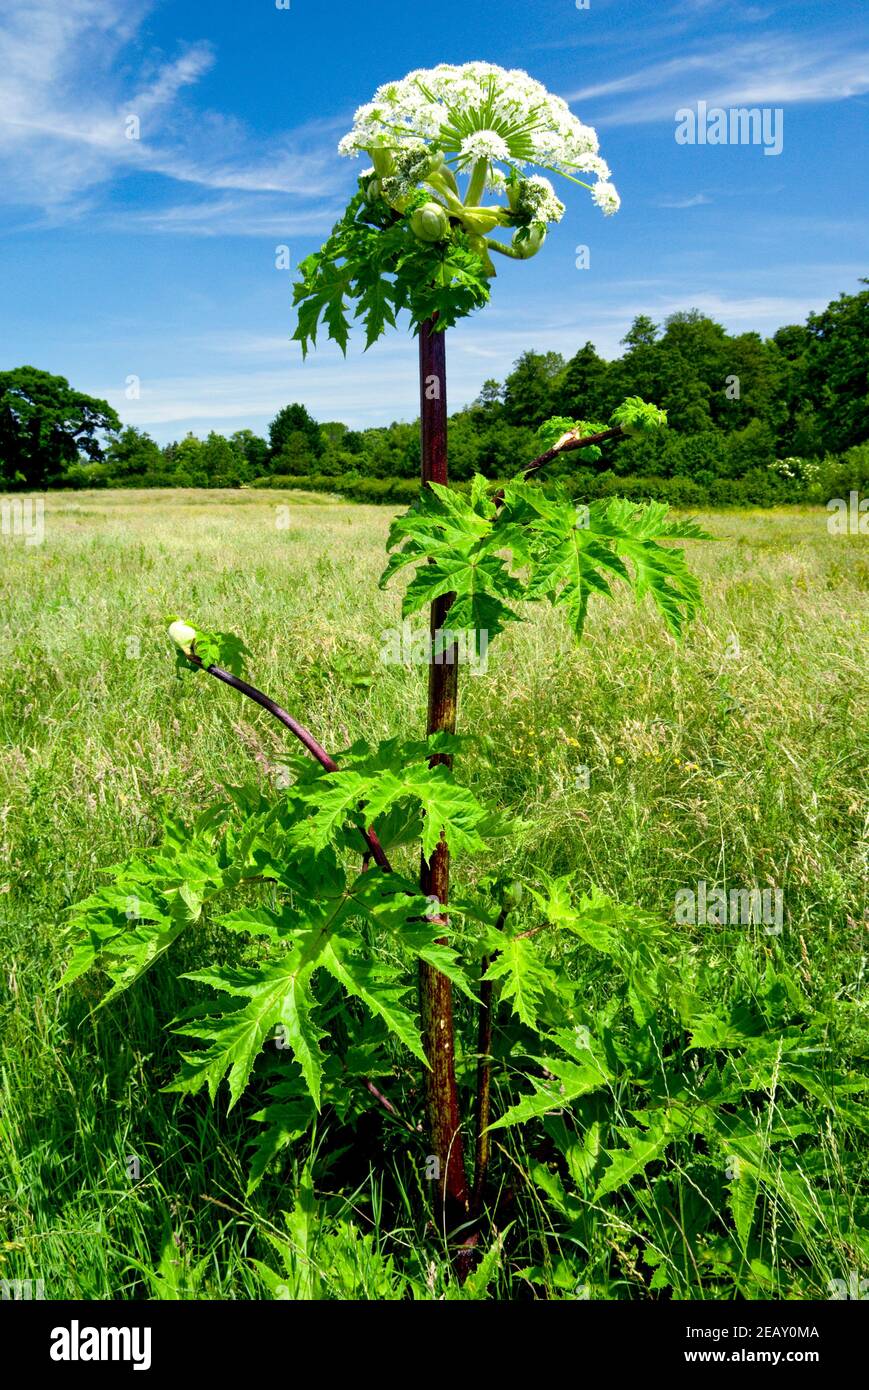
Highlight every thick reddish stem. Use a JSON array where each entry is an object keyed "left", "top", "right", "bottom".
[
  {"left": 417, "top": 318, "right": 470, "bottom": 1235},
  {"left": 472, "top": 964, "right": 493, "bottom": 1211}
]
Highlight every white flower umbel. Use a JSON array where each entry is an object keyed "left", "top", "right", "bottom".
[
  {"left": 485, "top": 167, "right": 508, "bottom": 195},
  {"left": 459, "top": 130, "right": 511, "bottom": 166},
  {"left": 591, "top": 180, "right": 621, "bottom": 216},
  {"left": 515, "top": 174, "right": 566, "bottom": 225},
  {"left": 339, "top": 60, "right": 619, "bottom": 218}
]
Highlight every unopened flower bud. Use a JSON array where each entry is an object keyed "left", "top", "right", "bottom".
[
  {"left": 361, "top": 174, "right": 382, "bottom": 204},
  {"left": 409, "top": 202, "right": 451, "bottom": 243},
  {"left": 511, "top": 223, "right": 547, "bottom": 259},
  {"left": 168, "top": 620, "right": 197, "bottom": 654}
]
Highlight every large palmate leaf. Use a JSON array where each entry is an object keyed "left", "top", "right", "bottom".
[
  {"left": 487, "top": 1050, "right": 611, "bottom": 1131},
  {"left": 381, "top": 478, "right": 524, "bottom": 642},
  {"left": 592, "top": 1090, "right": 710, "bottom": 1200},
  {"left": 246, "top": 1015, "right": 407, "bottom": 1193},
  {"left": 501, "top": 482, "right": 710, "bottom": 640},
  {"left": 402, "top": 552, "right": 523, "bottom": 639},
  {"left": 482, "top": 936, "right": 561, "bottom": 1029},
  {"left": 59, "top": 808, "right": 233, "bottom": 1001},
  {"left": 166, "top": 870, "right": 473, "bottom": 1109},
  {"left": 381, "top": 473, "right": 708, "bottom": 650},
  {"left": 291, "top": 758, "right": 505, "bottom": 862},
  {"left": 319, "top": 948, "right": 425, "bottom": 1065},
  {"left": 60, "top": 789, "right": 346, "bottom": 1002},
  {"left": 292, "top": 193, "right": 491, "bottom": 356},
  {"left": 171, "top": 959, "right": 328, "bottom": 1108},
  {"left": 593, "top": 1120, "right": 677, "bottom": 1201},
  {"left": 520, "top": 876, "right": 701, "bottom": 1029}
]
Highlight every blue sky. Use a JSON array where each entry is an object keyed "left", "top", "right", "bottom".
[{"left": 0, "top": 0, "right": 867, "bottom": 442}]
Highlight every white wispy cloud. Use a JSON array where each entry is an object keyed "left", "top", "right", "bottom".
[
  {"left": 567, "top": 33, "right": 869, "bottom": 125},
  {"left": 104, "top": 198, "right": 342, "bottom": 239},
  {"left": 531, "top": 1, "right": 774, "bottom": 57},
  {"left": 0, "top": 0, "right": 342, "bottom": 225},
  {"left": 679, "top": 0, "right": 772, "bottom": 13},
  {"left": 656, "top": 193, "right": 712, "bottom": 208}
]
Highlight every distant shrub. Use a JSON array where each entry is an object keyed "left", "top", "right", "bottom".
[
  {"left": 57, "top": 456, "right": 865, "bottom": 511},
  {"left": 342, "top": 478, "right": 425, "bottom": 504},
  {"left": 62, "top": 463, "right": 110, "bottom": 489},
  {"left": 252, "top": 474, "right": 440, "bottom": 505},
  {"left": 817, "top": 442, "right": 869, "bottom": 498},
  {"left": 564, "top": 472, "right": 707, "bottom": 507}
]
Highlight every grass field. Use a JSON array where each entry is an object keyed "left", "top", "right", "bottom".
[{"left": 1, "top": 488, "right": 866, "bottom": 1300}]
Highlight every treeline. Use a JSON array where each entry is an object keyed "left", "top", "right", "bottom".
[{"left": 2, "top": 283, "right": 867, "bottom": 506}]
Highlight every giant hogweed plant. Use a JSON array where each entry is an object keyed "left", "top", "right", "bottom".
[{"left": 64, "top": 64, "right": 864, "bottom": 1291}]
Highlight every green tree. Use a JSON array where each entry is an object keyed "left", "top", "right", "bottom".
[
  {"left": 476, "top": 420, "right": 538, "bottom": 477},
  {"left": 0, "top": 366, "right": 120, "bottom": 489},
  {"left": 621, "top": 314, "right": 659, "bottom": 350},
  {"left": 342, "top": 429, "right": 365, "bottom": 456},
  {"left": 665, "top": 431, "right": 725, "bottom": 482},
  {"left": 660, "top": 312, "right": 728, "bottom": 416},
  {"left": 472, "top": 379, "right": 505, "bottom": 417},
  {"left": 319, "top": 421, "right": 349, "bottom": 448},
  {"left": 551, "top": 341, "right": 609, "bottom": 421},
  {"left": 725, "top": 418, "right": 777, "bottom": 477},
  {"left": 268, "top": 403, "right": 323, "bottom": 468},
  {"left": 272, "top": 432, "right": 316, "bottom": 476},
  {"left": 103, "top": 426, "right": 163, "bottom": 486},
  {"left": 606, "top": 316, "right": 663, "bottom": 409},
  {"left": 201, "top": 432, "right": 250, "bottom": 488},
  {"left": 804, "top": 282, "right": 869, "bottom": 451},
  {"left": 503, "top": 350, "right": 564, "bottom": 428},
  {"left": 715, "top": 332, "right": 784, "bottom": 434},
  {"left": 354, "top": 422, "right": 419, "bottom": 478},
  {"left": 662, "top": 376, "right": 714, "bottom": 434},
  {"left": 230, "top": 429, "right": 270, "bottom": 477},
  {"left": 166, "top": 434, "right": 208, "bottom": 488},
  {"left": 446, "top": 411, "right": 482, "bottom": 480}
]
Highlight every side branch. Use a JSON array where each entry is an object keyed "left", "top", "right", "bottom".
[
  {"left": 491, "top": 426, "right": 624, "bottom": 508},
  {"left": 520, "top": 425, "right": 624, "bottom": 482},
  {"left": 190, "top": 656, "right": 392, "bottom": 873}
]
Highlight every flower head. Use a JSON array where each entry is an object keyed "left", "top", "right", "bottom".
[
  {"left": 513, "top": 174, "right": 566, "bottom": 226},
  {"left": 380, "top": 146, "right": 442, "bottom": 209},
  {"left": 591, "top": 180, "right": 621, "bottom": 216},
  {"left": 459, "top": 130, "right": 510, "bottom": 166},
  {"left": 485, "top": 167, "right": 508, "bottom": 195},
  {"left": 338, "top": 61, "right": 619, "bottom": 216}
]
